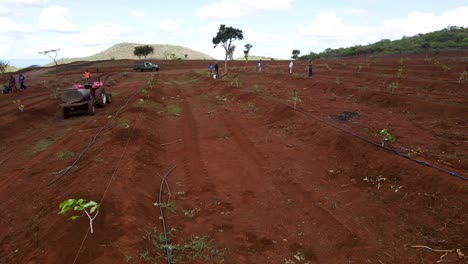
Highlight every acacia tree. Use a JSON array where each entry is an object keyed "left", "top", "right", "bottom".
[
  {"left": 212, "top": 24, "right": 244, "bottom": 74},
  {"left": 244, "top": 44, "right": 253, "bottom": 62},
  {"left": 292, "top": 49, "right": 300, "bottom": 60},
  {"left": 228, "top": 45, "right": 236, "bottom": 60},
  {"left": 133, "top": 45, "right": 154, "bottom": 59},
  {"left": 39, "top": 49, "right": 60, "bottom": 66}
]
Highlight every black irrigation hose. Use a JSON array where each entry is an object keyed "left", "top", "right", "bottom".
[
  {"left": 48, "top": 84, "right": 145, "bottom": 186},
  {"left": 227, "top": 78, "right": 467, "bottom": 181},
  {"left": 282, "top": 103, "right": 467, "bottom": 181},
  {"left": 158, "top": 165, "right": 177, "bottom": 264}
]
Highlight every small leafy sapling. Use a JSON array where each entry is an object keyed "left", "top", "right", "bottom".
[
  {"left": 387, "top": 81, "right": 400, "bottom": 93},
  {"left": 357, "top": 64, "right": 362, "bottom": 73},
  {"left": 335, "top": 76, "right": 341, "bottom": 84},
  {"left": 376, "top": 128, "right": 395, "bottom": 146},
  {"left": 441, "top": 65, "right": 450, "bottom": 72},
  {"left": 290, "top": 89, "right": 301, "bottom": 109},
  {"left": 58, "top": 199, "right": 99, "bottom": 233},
  {"left": 396, "top": 66, "right": 404, "bottom": 79},
  {"left": 12, "top": 100, "right": 24, "bottom": 112},
  {"left": 458, "top": 70, "right": 467, "bottom": 83}
]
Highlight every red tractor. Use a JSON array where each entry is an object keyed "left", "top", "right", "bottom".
[{"left": 59, "top": 82, "right": 112, "bottom": 119}]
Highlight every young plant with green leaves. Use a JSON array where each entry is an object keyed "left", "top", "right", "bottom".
[
  {"left": 290, "top": 89, "right": 301, "bottom": 109},
  {"left": 12, "top": 100, "right": 24, "bottom": 112},
  {"left": 387, "top": 81, "right": 400, "bottom": 93},
  {"left": 458, "top": 70, "right": 467, "bottom": 83},
  {"left": 376, "top": 128, "right": 396, "bottom": 146},
  {"left": 58, "top": 199, "right": 99, "bottom": 233},
  {"left": 357, "top": 64, "right": 362, "bottom": 73},
  {"left": 396, "top": 66, "right": 404, "bottom": 79}
]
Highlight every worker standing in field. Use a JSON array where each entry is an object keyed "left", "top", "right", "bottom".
[
  {"left": 214, "top": 63, "right": 219, "bottom": 78},
  {"left": 18, "top": 73, "right": 26, "bottom": 89},
  {"left": 308, "top": 60, "right": 313, "bottom": 78},
  {"left": 209, "top": 63, "right": 213, "bottom": 76},
  {"left": 289, "top": 60, "right": 294, "bottom": 75},
  {"left": 84, "top": 69, "right": 90, "bottom": 82},
  {"left": 258, "top": 59, "right": 262, "bottom": 73},
  {"left": 9, "top": 75, "right": 17, "bottom": 92}
]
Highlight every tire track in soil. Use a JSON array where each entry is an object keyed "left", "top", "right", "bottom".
[{"left": 180, "top": 100, "right": 217, "bottom": 194}]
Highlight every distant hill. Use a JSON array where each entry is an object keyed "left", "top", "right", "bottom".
[
  {"left": 53, "top": 43, "right": 214, "bottom": 65},
  {"left": 300, "top": 26, "right": 468, "bottom": 59},
  {"left": 5, "top": 65, "right": 20, "bottom": 73},
  {"left": 235, "top": 55, "right": 278, "bottom": 61}
]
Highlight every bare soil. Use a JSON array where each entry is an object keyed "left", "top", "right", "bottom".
[{"left": 0, "top": 53, "right": 467, "bottom": 264}]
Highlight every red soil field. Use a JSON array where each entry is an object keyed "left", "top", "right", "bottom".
[{"left": 0, "top": 52, "right": 467, "bottom": 264}]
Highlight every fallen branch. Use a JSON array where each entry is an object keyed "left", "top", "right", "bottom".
[{"left": 411, "top": 245, "right": 465, "bottom": 262}]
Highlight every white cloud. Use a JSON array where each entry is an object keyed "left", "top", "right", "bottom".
[
  {"left": 196, "top": 0, "right": 294, "bottom": 19},
  {"left": 343, "top": 8, "right": 367, "bottom": 15},
  {"left": 0, "top": 17, "right": 31, "bottom": 33},
  {"left": 130, "top": 10, "right": 144, "bottom": 17},
  {"left": 0, "top": 5, "right": 10, "bottom": 15},
  {"left": 0, "top": 0, "right": 48, "bottom": 7},
  {"left": 159, "top": 18, "right": 179, "bottom": 32},
  {"left": 299, "top": 7, "right": 468, "bottom": 52},
  {"left": 38, "top": 5, "right": 78, "bottom": 33}
]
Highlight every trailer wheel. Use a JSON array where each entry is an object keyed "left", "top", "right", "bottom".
[
  {"left": 88, "top": 100, "right": 96, "bottom": 115},
  {"left": 63, "top": 107, "right": 70, "bottom": 119},
  {"left": 95, "top": 88, "right": 107, "bottom": 108},
  {"left": 106, "top": 93, "right": 112, "bottom": 104}
]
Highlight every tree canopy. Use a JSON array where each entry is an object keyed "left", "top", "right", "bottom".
[
  {"left": 292, "top": 49, "right": 300, "bottom": 60},
  {"left": 212, "top": 24, "right": 244, "bottom": 73},
  {"left": 299, "top": 26, "right": 468, "bottom": 60},
  {"left": 133, "top": 45, "right": 154, "bottom": 59},
  {"left": 244, "top": 44, "right": 253, "bottom": 62}
]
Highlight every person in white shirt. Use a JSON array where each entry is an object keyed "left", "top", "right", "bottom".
[{"left": 289, "top": 60, "right": 294, "bottom": 75}]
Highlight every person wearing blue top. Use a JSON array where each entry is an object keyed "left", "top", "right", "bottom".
[
  {"left": 18, "top": 73, "right": 26, "bottom": 90},
  {"left": 209, "top": 63, "right": 213, "bottom": 76}
]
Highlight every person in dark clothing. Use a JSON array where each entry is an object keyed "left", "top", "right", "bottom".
[
  {"left": 9, "top": 75, "right": 17, "bottom": 92},
  {"left": 308, "top": 60, "right": 313, "bottom": 78},
  {"left": 214, "top": 63, "right": 219, "bottom": 78},
  {"left": 18, "top": 73, "right": 26, "bottom": 89}
]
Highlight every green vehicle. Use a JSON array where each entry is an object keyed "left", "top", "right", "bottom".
[{"left": 133, "top": 62, "right": 160, "bottom": 72}]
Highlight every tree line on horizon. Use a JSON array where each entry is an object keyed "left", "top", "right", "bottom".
[{"left": 299, "top": 26, "right": 468, "bottom": 60}]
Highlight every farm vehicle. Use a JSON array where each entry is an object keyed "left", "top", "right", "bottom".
[
  {"left": 133, "top": 62, "right": 160, "bottom": 72},
  {"left": 59, "top": 82, "right": 112, "bottom": 119}
]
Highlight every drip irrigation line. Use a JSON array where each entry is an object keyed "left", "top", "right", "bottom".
[
  {"left": 158, "top": 165, "right": 177, "bottom": 264},
  {"left": 282, "top": 103, "right": 467, "bottom": 181},
  {"left": 71, "top": 74, "right": 157, "bottom": 263},
  {"left": 227, "top": 77, "right": 467, "bottom": 181},
  {"left": 48, "top": 85, "right": 142, "bottom": 186}
]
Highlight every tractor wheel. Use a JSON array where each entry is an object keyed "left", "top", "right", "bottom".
[
  {"left": 88, "top": 100, "right": 96, "bottom": 115},
  {"left": 95, "top": 88, "right": 107, "bottom": 108},
  {"left": 106, "top": 93, "right": 112, "bottom": 104},
  {"left": 63, "top": 107, "right": 70, "bottom": 119}
]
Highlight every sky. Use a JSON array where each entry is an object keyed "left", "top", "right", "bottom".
[{"left": 1, "top": 0, "right": 468, "bottom": 67}]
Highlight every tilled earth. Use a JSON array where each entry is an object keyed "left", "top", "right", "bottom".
[{"left": 0, "top": 54, "right": 467, "bottom": 264}]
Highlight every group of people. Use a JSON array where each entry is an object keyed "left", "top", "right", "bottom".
[
  {"left": 288, "top": 60, "right": 314, "bottom": 78},
  {"left": 208, "top": 63, "right": 219, "bottom": 78},
  {"left": 2, "top": 73, "right": 26, "bottom": 94},
  {"left": 208, "top": 59, "right": 313, "bottom": 79}
]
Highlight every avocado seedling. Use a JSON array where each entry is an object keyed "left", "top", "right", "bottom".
[
  {"left": 58, "top": 199, "right": 99, "bottom": 233},
  {"left": 376, "top": 128, "right": 395, "bottom": 146},
  {"left": 12, "top": 100, "right": 24, "bottom": 112},
  {"left": 290, "top": 89, "right": 301, "bottom": 109}
]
